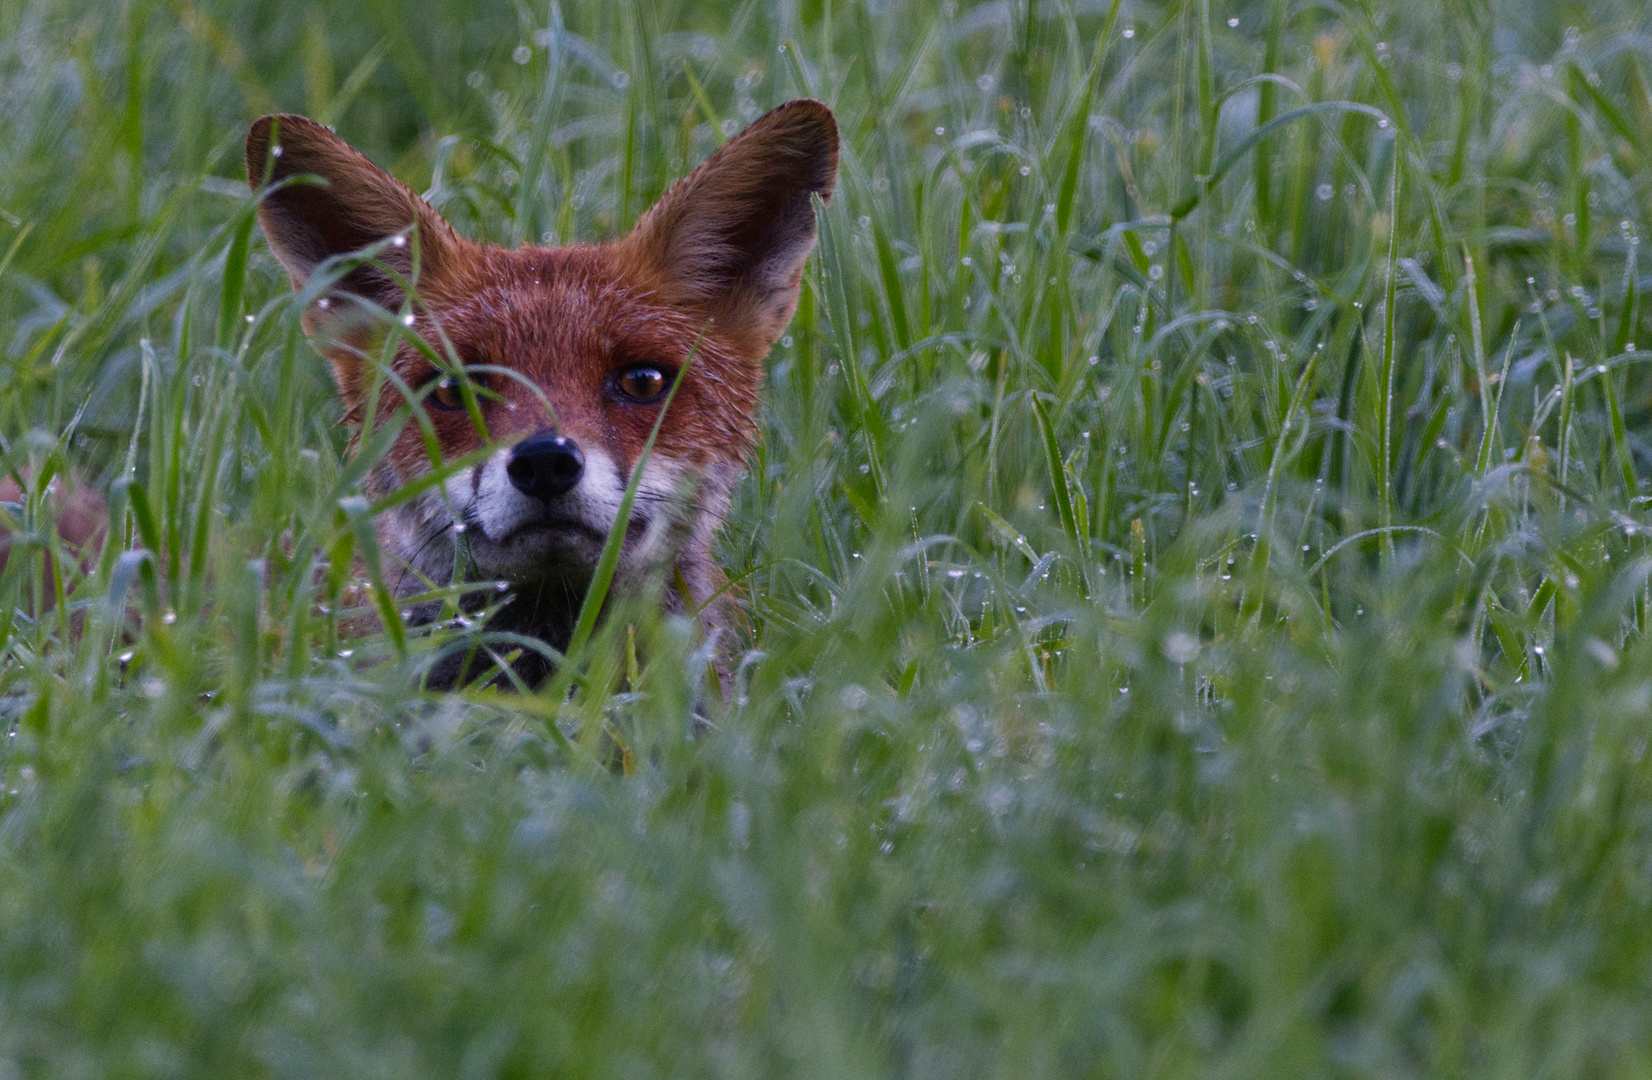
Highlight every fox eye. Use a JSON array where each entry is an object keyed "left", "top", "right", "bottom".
[
  {"left": 617, "top": 365, "right": 669, "bottom": 403},
  {"left": 427, "top": 377, "right": 466, "bottom": 411}
]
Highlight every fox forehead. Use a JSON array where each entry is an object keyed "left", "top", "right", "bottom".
[
  {"left": 396, "top": 243, "right": 760, "bottom": 465},
  {"left": 427, "top": 245, "right": 715, "bottom": 371}
]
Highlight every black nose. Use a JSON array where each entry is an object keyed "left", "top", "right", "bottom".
[{"left": 507, "top": 432, "right": 584, "bottom": 500}]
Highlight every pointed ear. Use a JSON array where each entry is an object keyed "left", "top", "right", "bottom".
[
  {"left": 245, "top": 114, "right": 459, "bottom": 309},
  {"left": 618, "top": 99, "right": 838, "bottom": 353}
]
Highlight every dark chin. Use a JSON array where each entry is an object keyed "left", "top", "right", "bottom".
[{"left": 471, "top": 526, "right": 605, "bottom": 581}]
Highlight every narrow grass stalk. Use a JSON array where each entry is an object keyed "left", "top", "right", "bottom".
[{"left": 565, "top": 328, "right": 706, "bottom": 658}]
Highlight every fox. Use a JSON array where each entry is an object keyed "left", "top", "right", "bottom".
[{"left": 245, "top": 100, "right": 839, "bottom": 687}]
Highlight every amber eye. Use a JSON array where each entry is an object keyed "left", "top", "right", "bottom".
[
  {"left": 617, "top": 365, "right": 670, "bottom": 403},
  {"left": 427, "top": 377, "right": 466, "bottom": 411}
]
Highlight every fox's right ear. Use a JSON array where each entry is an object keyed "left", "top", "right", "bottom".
[
  {"left": 618, "top": 99, "right": 838, "bottom": 356},
  {"left": 245, "top": 114, "right": 458, "bottom": 311}
]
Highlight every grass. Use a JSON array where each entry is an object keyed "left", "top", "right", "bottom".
[{"left": 4, "top": 0, "right": 1652, "bottom": 1074}]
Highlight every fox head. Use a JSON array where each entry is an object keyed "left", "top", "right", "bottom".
[{"left": 246, "top": 102, "right": 837, "bottom": 668}]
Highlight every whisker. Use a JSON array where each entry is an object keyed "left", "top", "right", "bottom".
[
  {"left": 631, "top": 493, "right": 712, "bottom": 514},
  {"left": 393, "top": 518, "right": 457, "bottom": 595}
]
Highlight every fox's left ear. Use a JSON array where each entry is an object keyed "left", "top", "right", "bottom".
[{"left": 619, "top": 99, "right": 838, "bottom": 353}]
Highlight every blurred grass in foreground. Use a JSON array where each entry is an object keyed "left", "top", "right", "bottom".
[{"left": 5, "top": 0, "right": 1652, "bottom": 1074}]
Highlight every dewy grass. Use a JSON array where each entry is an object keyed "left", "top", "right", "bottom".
[{"left": 5, "top": 0, "right": 1652, "bottom": 1074}]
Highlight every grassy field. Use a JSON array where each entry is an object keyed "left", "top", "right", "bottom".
[{"left": 3, "top": 0, "right": 1652, "bottom": 1074}]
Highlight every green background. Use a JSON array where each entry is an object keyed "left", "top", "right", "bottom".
[{"left": 3, "top": 0, "right": 1652, "bottom": 1075}]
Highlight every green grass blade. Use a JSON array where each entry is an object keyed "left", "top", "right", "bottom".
[{"left": 565, "top": 330, "right": 705, "bottom": 658}]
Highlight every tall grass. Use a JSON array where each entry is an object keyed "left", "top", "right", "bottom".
[{"left": 5, "top": 0, "right": 1652, "bottom": 1074}]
